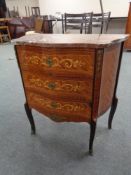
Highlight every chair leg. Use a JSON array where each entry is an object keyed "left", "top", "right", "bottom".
[
  {"left": 89, "top": 120, "right": 97, "bottom": 155},
  {"left": 24, "top": 103, "right": 36, "bottom": 134},
  {"left": 0, "top": 32, "right": 3, "bottom": 43},
  {"left": 100, "top": 21, "right": 104, "bottom": 34},
  {"left": 108, "top": 96, "right": 118, "bottom": 129},
  {"left": 7, "top": 27, "right": 11, "bottom": 41}
]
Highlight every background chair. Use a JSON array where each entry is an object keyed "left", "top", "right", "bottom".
[
  {"left": 103, "top": 12, "right": 111, "bottom": 32},
  {"left": 31, "top": 7, "right": 40, "bottom": 17},
  {"left": 84, "top": 12, "right": 93, "bottom": 34},
  {"left": 62, "top": 12, "right": 93, "bottom": 34},
  {"left": 63, "top": 13, "right": 85, "bottom": 34},
  {"left": 0, "top": 26, "right": 11, "bottom": 42},
  {"left": 92, "top": 12, "right": 111, "bottom": 34}
]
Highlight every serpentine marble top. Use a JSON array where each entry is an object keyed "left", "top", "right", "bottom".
[{"left": 13, "top": 33, "right": 128, "bottom": 48}]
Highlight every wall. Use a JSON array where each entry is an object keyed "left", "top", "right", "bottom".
[
  {"left": 38, "top": 0, "right": 129, "bottom": 17},
  {"left": 102, "top": 0, "right": 129, "bottom": 17},
  {"left": 6, "top": 0, "right": 39, "bottom": 17},
  {"left": 39, "top": 0, "right": 100, "bottom": 16}
]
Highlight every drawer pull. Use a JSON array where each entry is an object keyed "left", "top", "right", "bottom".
[
  {"left": 51, "top": 102, "right": 58, "bottom": 109},
  {"left": 46, "top": 57, "right": 54, "bottom": 67},
  {"left": 49, "top": 115, "right": 67, "bottom": 122},
  {"left": 48, "top": 82, "right": 56, "bottom": 90}
]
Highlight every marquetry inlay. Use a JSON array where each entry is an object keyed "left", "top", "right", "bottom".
[
  {"left": 21, "top": 51, "right": 93, "bottom": 72},
  {"left": 92, "top": 49, "right": 104, "bottom": 119},
  {"left": 24, "top": 74, "right": 92, "bottom": 94},
  {"left": 28, "top": 93, "right": 90, "bottom": 113},
  {"left": 96, "top": 49, "right": 104, "bottom": 73}
]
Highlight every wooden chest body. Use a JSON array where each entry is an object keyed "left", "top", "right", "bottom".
[{"left": 14, "top": 34, "right": 128, "bottom": 154}]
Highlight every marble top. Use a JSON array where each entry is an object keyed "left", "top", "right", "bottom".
[{"left": 13, "top": 33, "right": 129, "bottom": 48}]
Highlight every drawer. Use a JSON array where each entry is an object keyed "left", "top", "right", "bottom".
[
  {"left": 22, "top": 71, "right": 93, "bottom": 102},
  {"left": 16, "top": 45, "right": 95, "bottom": 79},
  {"left": 27, "top": 92, "right": 92, "bottom": 122}
]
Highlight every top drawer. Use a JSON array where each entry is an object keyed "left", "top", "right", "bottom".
[{"left": 16, "top": 45, "right": 95, "bottom": 79}]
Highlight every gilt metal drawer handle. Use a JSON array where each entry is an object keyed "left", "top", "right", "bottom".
[
  {"left": 48, "top": 82, "right": 56, "bottom": 90},
  {"left": 46, "top": 57, "right": 54, "bottom": 67},
  {"left": 51, "top": 102, "right": 58, "bottom": 109}
]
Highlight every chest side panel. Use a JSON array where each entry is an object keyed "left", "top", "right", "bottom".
[{"left": 98, "top": 44, "right": 121, "bottom": 116}]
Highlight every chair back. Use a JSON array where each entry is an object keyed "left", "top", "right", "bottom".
[
  {"left": 64, "top": 13, "right": 85, "bottom": 34},
  {"left": 31, "top": 7, "right": 40, "bottom": 17},
  {"left": 84, "top": 12, "right": 93, "bottom": 34},
  {"left": 103, "top": 12, "right": 111, "bottom": 32},
  {"left": 92, "top": 12, "right": 111, "bottom": 33}
]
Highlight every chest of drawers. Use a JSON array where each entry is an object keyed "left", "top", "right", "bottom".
[{"left": 14, "top": 34, "right": 128, "bottom": 155}]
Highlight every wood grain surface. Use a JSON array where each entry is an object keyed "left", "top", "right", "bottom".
[
  {"left": 16, "top": 45, "right": 95, "bottom": 122},
  {"left": 98, "top": 44, "right": 121, "bottom": 116}
]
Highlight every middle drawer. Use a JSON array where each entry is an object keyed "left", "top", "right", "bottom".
[{"left": 22, "top": 71, "right": 93, "bottom": 103}]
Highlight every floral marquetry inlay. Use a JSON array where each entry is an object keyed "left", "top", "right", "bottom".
[
  {"left": 28, "top": 93, "right": 90, "bottom": 113},
  {"left": 24, "top": 74, "right": 92, "bottom": 94},
  {"left": 21, "top": 51, "right": 93, "bottom": 72}
]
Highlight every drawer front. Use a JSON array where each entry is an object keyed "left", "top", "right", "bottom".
[
  {"left": 16, "top": 45, "right": 95, "bottom": 122},
  {"left": 16, "top": 45, "right": 95, "bottom": 79},
  {"left": 22, "top": 71, "right": 93, "bottom": 102},
  {"left": 27, "top": 92, "right": 92, "bottom": 122}
]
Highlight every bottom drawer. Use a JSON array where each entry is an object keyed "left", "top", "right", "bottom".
[{"left": 27, "top": 92, "right": 92, "bottom": 122}]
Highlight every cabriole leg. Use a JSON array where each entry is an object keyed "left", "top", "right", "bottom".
[
  {"left": 89, "top": 120, "right": 97, "bottom": 155},
  {"left": 108, "top": 96, "right": 118, "bottom": 129},
  {"left": 24, "top": 103, "right": 36, "bottom": 134}
]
